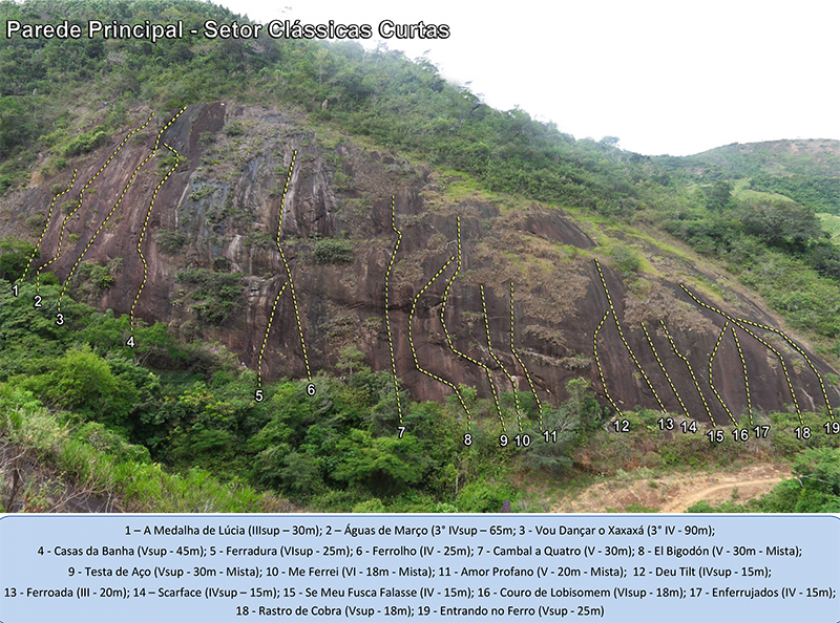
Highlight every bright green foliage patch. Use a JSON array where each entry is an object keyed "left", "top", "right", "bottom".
[
  {"left": 314, "top": 238, "right": 353, "bottom": 264},
  {"left": 175, "top": 268, "right": 242, "bottom": 324}
]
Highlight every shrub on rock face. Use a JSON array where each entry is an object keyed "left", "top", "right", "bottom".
[
  {"left": 0, "top": 237, "right": 37, "bottom": 281},
  {"left": 155, "top": 229, "right": 188, "bottom": 254},
  {"left": 314, "top": 238, "right": 353, "bottom": 264},
  {"left": 175, "top": 268, "right": 243, "bottom": 324},
  {"left": 608, "top": 243, "right": 641, "bottom": 276}
]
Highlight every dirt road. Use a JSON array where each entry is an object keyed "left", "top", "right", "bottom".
[
  {"left": 660, "top": 476, "right": 784, "bottom": 513},
  {"left": 551, "top": 463, "right": 788, "bottom": 514}
]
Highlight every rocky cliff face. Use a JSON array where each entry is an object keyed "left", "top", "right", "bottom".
[{"left": 5, "top": 102, "right": 839, "bottom": 424}]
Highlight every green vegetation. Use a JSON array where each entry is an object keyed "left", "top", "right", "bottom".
[
  {"left": 60, "top": 125, "right": 109, "bottom": 158},
  {"left": 607, "top": 243, "right": 642, "bottom": 277},
  {"left": 0, "top": 237, "right": 36, "bottom": 281},
  {"left": 2, "top": 0, "right": 839, "bottom": 513},
  {"left": 0, "top": 282, "right": 612, "bottom": 512},
  {"left": 314, "top": 238, "right": 354, "bottom": 264},
  {"left": 689, "top": 448, "right": 840, "bottom": 514},
  {"left": 75, "top": 259, "right": 118, "bottom": 292},
  {"left": 0, "top": 384, "right": 270, "bottom": 512},
  {"left": 739, "top": 197, "right": 822, "bottom": 248},
  {"left": 155, "top": 229, "right": 188, "bottom": 254},
  {"left": 0, "top": 280, "right": 833, "bottom": 512},
  {"left": 705, "top": 180, "right": 735, "bottom": 213},
  {"left": 750, "top": 175, "right": 840, "bottom": 215},
  {"left": 175, "top": 268, "right": 242, "bottom": 324},
  {"left": 817, "top": 213, "right": 840, "bottom": 238}
]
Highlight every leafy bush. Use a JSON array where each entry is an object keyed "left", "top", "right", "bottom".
[
  {"left": 176, "top": 268, "right": 243, "bottom": 324},
  {"left": 0, "top": 237, "right": 36, "bottom": 281},
  {"left": 314, "top": 238, "right": 353, "bottom": 264},
  {"left": 0, "top": 385, "right": 268, "bottom": 513},
  {"left": 11, "top": 345, "right": 138, "bottom": 428},
  {"left": 61, "top": 125, "right": 108, "bottom": 157},
  {"left": 456, "top": 480, "right": 515, "bottom": 512},
  {"left": 608, "top": 243, "right": 641, "bottom": 276},
  {"left": 76, "top": 261, "right": 116, "bottom": 291},
  {"left": 155, "top": 229, "right": 188, "bottom": 254},
  {"left": 353, "top": 498, "right": 387, "bottom": 513},
  {"left": 738, "top": 198, "right": 822, "bottom": 248},
  {"left": 524, "top": 379, "right": 604, "bottom": 474}
]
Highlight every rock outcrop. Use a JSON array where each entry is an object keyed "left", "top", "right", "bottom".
[{"left": 5, "top": 102, "right": 838, "bottom": 424}]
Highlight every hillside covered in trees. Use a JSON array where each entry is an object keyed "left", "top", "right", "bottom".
[{"left": 2, "top": 0, "right": 840, "bottom": 514}]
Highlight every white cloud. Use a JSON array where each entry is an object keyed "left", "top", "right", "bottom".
[{"left": 220, "top": 0, "right": 840, "bottom": 155}]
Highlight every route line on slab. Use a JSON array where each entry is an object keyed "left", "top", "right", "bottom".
[
  {"left": 679, "top": 284, "right": 802, "bottom": 425},
  {"left": 593, "top": 259, "right": 665, "bottom": 412},
  {"left": 408, "top": 253, "right": 471, "bottom": 424},
  {"left": 509, "top": 281, "right": 545, "bottom": 432},
  {"left": 438, "top": 217, "right": 505, "bottom": 431},
  {"left": 660, "top": 320, "right": 717, "bottom": 428},
  {"left": 257, "top": 281, "right": 288, "bottom": 389},
  {"left": 481, "top": 284, "right": 523, "bottom": 434},
  {"left": 36, "top": 113, "right": 155, "bottom": 292},
  {"left": 275, "top": 150, "right": 311, "bottom": 380},
  {"left": 731, "top": 326, "right": 755, "bottom": 426},
  {"left": 640, "top": 321, "right": 690, "bottom": 417},
  {"left": 17, "top": 169, "right": 78, "bottom": 283},
  {"left": 384, "top": 195, "right": 404, "bottom": 426},
  {"left": 708, "top": 321, "right": 738, "bottom": 426},
  {"left": 129, "top": 142, "right": 181, "bottom": 335},
  {"left": 593, "top": 309, "right": 621, "bottom": 416}
]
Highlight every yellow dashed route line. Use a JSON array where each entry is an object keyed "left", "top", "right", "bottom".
[
  {"left": 594, "top": 259, "right": 665, "bottom": 411},
  {"left": 438, "top": 218, "right": 504, "bottom": 431},
  {"left": 36, "top": 113, "right": 155, "bottom": 292},
  {"left": 17, "top": 168, "right": 78, "bottom": 283},
  {"left": 660, "top": 320, "right": 717, "bottom": 428},
  {"left": 481, "top": 285, "right": 522, "bottom": 434},
  {"left": 57, "top": 109, "right": 186, "bottom": 315},
  {"left": 641, "top": 321, "right": 689, "bottom": 417},
  {"left": 593, "top": 310, "right": 621, "bottom": 415},
  {"left": 57, "top": 150, "right": 157, "bottom": 313},
  {"left": 679, "top": 284, "right": 802, "bottom": 425},
  {"left": 129, "top": 142, "right": 181, "bottom": 334},
  {"left": 257, "top": 281, "right": 288, "bottom": 388},
  {"left": 708, "top": 321, "right": 738, "bottom": 426},
  {"left": 408, "top": 254, "right": 471, "bottom": 424},
  {"left": 275, "top": 150, "right": 311, "bottom": 381},
  {"left": 384, "top": 195, "right": 404, "bottom": 426},
  {"left": 509, "top": 281, "right": 545, "bottom": 432},
  {"left": 736, "top": 317, "right": 834, "bottom": 420},
  {"left": 731, "top": 327, "right": 754, "bottom": 426},
  {"left": 152, "top": 108, "right": 186, "bottom": 152}
]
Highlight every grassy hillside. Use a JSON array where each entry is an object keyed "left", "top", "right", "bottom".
[
  {"left": 2, "top": 0, "right": 840, "bottom": 513},
  {"left": 657, "top": 140, "right": 840, "bottom": 214},
  {"left": 3, "top": 0, "right": 840, "bottom": 351}
]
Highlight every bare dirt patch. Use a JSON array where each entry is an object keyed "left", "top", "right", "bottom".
[{"left": 551, "top": 463, "right": 788, "bottom": 514}]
